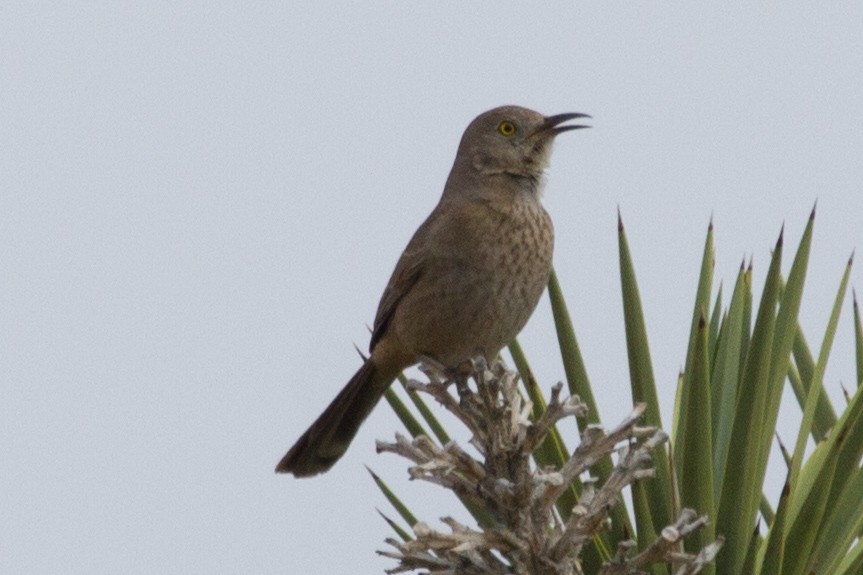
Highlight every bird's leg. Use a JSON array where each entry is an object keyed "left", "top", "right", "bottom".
[
  {"left": 454, "top": 375, "right": 472, "bottom": 404},
  {"left": 470, "top": 355, "right": 489, "bottom": 374}
]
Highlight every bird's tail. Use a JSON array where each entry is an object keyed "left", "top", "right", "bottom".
[{"left": 275, "top": 359, "right": 390, "bottom": 477}]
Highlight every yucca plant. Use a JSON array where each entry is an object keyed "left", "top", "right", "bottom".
[{"left": 370, "top": 207, "right": 863, "bottom": 575}]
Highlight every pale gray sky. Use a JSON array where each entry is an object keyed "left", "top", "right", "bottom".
[{"left": 2, "top": 3, "right": 862, "bottom": 574}]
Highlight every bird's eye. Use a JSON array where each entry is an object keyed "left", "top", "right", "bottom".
[{"left": 497, "top": 121, "right": 516, "bottom": 137}]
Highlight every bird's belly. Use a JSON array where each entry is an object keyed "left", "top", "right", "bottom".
[{"left": 394, "top": 229, "right": 552, "bottom": 368}]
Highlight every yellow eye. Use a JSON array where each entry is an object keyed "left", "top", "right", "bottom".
[{"left": 497, "top": 121, "right": 516, "bottom": 136}]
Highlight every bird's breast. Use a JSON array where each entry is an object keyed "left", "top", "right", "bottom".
[{"left": 392, "top": 197, "right": 554, "bottom": 368}]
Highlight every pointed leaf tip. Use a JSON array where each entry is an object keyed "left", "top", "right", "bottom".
[
  {"left": 776, "top": 224, "right": 785, "bottom": 248},
  {"left": 354, "top": 343, "right": 369, "bottom": 361},
  {"left": 811, "top": 199, "right": 818, "bottom": 218},
  {"left": 849, "top": 249, "right": 855, "bottom": 266},
  {"left": 775, "top": 432, "right": 788, "bottom": 453},
  {"left": 617, "top": 207, "right": 624, "bottom": 231}
]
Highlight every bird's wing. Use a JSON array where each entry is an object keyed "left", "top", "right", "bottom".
[
  {"left": 369, "top": 250, "right": 425, "bottom": 353},
  {"left": 369, "top": 212, "right": 440, "bottom": 353}
]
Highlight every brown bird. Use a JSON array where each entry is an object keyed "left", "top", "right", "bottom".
[{"left": 277, "top": 105, "right": 589, "bottom": 476}]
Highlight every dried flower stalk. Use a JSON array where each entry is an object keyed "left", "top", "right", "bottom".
[{"left": 377, "top": 359, "right": 722, "bottom": 574}]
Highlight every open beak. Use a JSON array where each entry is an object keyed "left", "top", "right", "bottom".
[{"left": 534, "top": 113, "right": 592, "bottom": 138}]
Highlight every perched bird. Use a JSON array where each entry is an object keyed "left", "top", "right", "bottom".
[{"left": 277, "top": 105, "right": 589, "bottom": 476}]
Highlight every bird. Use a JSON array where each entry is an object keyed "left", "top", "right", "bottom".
[{"left": 277, "top": 105, "right": 589, "bottom": 476}]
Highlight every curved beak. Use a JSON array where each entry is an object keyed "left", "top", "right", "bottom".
[{"left": 535, "top": 112, "right": 592, "bottom": 138}]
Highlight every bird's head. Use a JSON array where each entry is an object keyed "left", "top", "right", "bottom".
[{"left": 455, "top": 105, "right": 590, "bottom": 184}]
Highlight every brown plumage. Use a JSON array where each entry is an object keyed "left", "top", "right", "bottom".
[{"left": 276, "top": 106, "right": 589, "bottom": 476}]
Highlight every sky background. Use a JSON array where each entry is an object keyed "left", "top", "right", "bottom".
[{"left": 3, "top": 3, "right": 862, "bottom": 574}]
